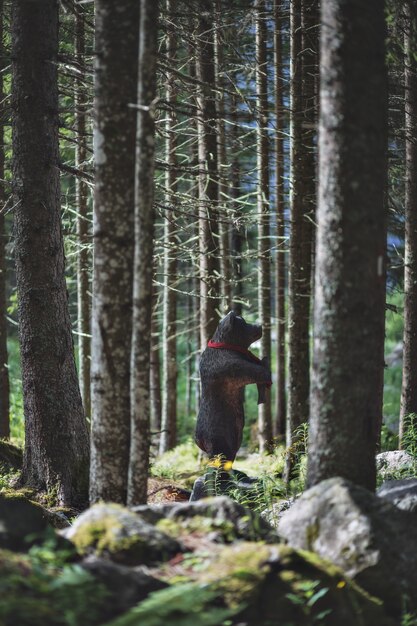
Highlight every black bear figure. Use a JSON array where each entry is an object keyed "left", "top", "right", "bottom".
[{"left": 195, "top": 311, "right": 272, "bottom": 464}]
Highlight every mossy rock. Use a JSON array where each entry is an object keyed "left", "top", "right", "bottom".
[
  {"left": 209, "top": 544, "right": 395, "bottom": 626},
  {"left": 64, "top": 503, "right": 183, "bottom": 566},
  {"left": 0, "top": 491, "right": 53, "bottom": 551},
  {"left": 138, "top": 496, "right": 279, "bottom": 544},
  {"left": 0, "top": 439, "right": 22, "bottom": 473},
  {"left": 105, "top": 543, "right": 396, "bottom": 626},
  {"left": 278, "top": 477, "right": 417, "bottom": 614}
]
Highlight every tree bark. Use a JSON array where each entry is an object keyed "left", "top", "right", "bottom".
[
  {"left": 214, "top": 2, "right": 232, "bottom": 313},
  {"left": 150, "top": 287, "right": 162, "bottom": 436},
  {"left": 12, "top": 0, "right": 89, "bottom": 506},
  {"left": 307, "top": 0, "right": 387, "bottom": 491},
  {"left": 273, "top": 0, "right": 286, "bottom": 441},
  {"left": 160, "top": 0, "right": 178, "bottom": 454},
  {"left": 285, "top": 0, "right": 310, "bottom": 481},
  {"left": 229, "top": 93, "right": 243, "bottom": 316},
  {"left": 0, "top": 0, "right": 9, "bottom": 440},
  {"left": 90, "top": 0, "right": 139, "bottom": 504},
  {"left": 400, "top": 0, "right": 417, "bottom": 444},
  {"left": 128, "top": 0, "right": 159, "bottom": 505},
  {"left": 196, "top": 2, "right": 220, "bottom": 349},
  {"left": 255, "top": 0, "right": 273, "bottom": 454},
  {"left": 75, "top": 6, "right": 91, "bottom": 421}
]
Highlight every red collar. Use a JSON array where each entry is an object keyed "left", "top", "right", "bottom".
[
  {"left": 207, "top": 340, "right": 272, "bottom": 387},
  {"left": 207, "top": 340, "right": 262, "bottom": 363}
]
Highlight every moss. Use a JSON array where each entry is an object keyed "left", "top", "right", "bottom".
[
  {"left": 0, "top": 487, "right": 36, "bottom": 501},
  {"left": 205, "top": 542, "right": 270, "bottom": 608},
  {"left": 70, "top": 509, "right": 125, "bottom": 555},
  {"left": 157, "top": 515, "right": 237, "bottom": 542},
  {"left": 69, "top": 505, "right": 158, "bottom": 564}
]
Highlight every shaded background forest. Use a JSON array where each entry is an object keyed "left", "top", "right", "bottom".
[{"left": 0, "top": 0, "right": 409, "bottom": 463}]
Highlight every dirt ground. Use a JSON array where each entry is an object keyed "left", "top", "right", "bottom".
[{"left": 147, "top": 477, "right": 192, "bottom": 503}]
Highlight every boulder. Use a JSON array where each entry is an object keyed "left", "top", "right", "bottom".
[
  {"left": 278, "top": 477, "right": 417, "bottom": 614},
  {"left": 134, "top": 495, "right": 278, "bottom": 544},
  {"left": 377, "top": 477, "right": 417, "bottom": 513},
  {"left": 0, "top": 440, "right": 22, "bottom": 473},
  {"left": 0, "top": 491, "right": 58, "bottom": 551},
  {"left": 376, "top": 450, "right": 416, "bottom": 481},
  {"left": 81, "top": 556, "right": 167, "bottom": 617},
  {"left": 63, "top": 502, "right": 182, "bottom": 566},
  {"left": 103, "top": 543, "right": 396, "bottom": 626}
]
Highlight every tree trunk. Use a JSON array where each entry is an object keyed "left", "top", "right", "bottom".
[
  {"left": 160, "top": 0, "right": 177, "bottom": 454},
  {"left": 285, "top": 0, "right": 310, "bottom": 481},
  {"left": 273, "top": 0, "right": 286, "bottom": 441},
  {"left": 11, "top": 0, "right": 89, "bottom": 506},
  {"left": 255, "top": 0, "right": 273, "bottom": 453},
  {"left": 215, "top": 2, "right": 232, "bottom": 313},
  {"left": 75, "top": 6, "right": 91, "bottom": 420},
  {"left": 229, "top": 93, "right": 243, "bottom": 316},
  {"left": 0, "top": 0, "right": 9, "bottom": 440},
  {"left": 400, "top": 0, "right": 417, "bottom": 445},
  {"left": 307, "top": 0, "right": 387, "bottom": 491},
  {"left": 128, "top": 0, "right": 159, "bottom": 505},
  {"left": 90, "top": 0, "right": 139, "bottom": 504},
  {"left": 150, "top": 287, "right": 162, "bottom": 436},
  {"left": 196, "top": 2, "right": 220, "bottom": 349}
]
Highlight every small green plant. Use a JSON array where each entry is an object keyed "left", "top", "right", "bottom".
[
  {"left": 380, "top": 424, "right": 399, "bottom": 452},
  {"left": 283, "top": 422, "right": 309, "bottom": 494},
  {"left": 286, "top": 578, "right": 331, "bottom": 622},
  {"left": 402, "top": 413, "right": 417, "bottom": 460},
  {"left": 0, "top": 535, "right": 108, "bottom": 626},
  {"left": 104, "top": 582, "right": 241, "bottom": 626},
  {"left": 402, "top": 611, "right": 417, "bottom": 626},
  {"left": 227, "top": 472, "right": 286, "bottom": 514}
]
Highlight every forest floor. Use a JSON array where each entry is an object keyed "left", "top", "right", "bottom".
[{"left": 147, "top": 477, "right": 191, "bottom": 503}]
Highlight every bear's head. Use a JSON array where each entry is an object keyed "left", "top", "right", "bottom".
[{"left": 211, "top": 311, "right": 262, "bottom": 349}]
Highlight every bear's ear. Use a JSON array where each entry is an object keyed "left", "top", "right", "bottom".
[
  {"left": 226, "top": 310, "right": 236, "bottom": 325},
  {"left": 220, "top": 310, "right": 235, "bottom": 332}
]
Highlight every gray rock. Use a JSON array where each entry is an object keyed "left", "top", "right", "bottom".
[
  {"left": 376, "top": 450, "right": 416, "bottom": 481},
  {"left": 189, "top": 475, "right": 207, "bottom": 501},
  {"left": 0, "top": 492, "right": 71, "bottom": 551},
  {"left": 377, "top": 477, "right": 417, "bottom": 513},
  {"left": 0, "top": 492, "right": 49, "bottom": 551},
  {"left": 278, "top": 476, "right": 417, "bottom": 614},
  {"left": 129, "top": 504, "right": 165, "bottom": 525},
  {"left": 81, "top": 556, "right": 167, "bottom": 617},
  {"left": 135, "top": 496, "right": 279, "bottom": 543},
  {"left": 261, "top": 498, "right": 295, "bottom": 527},
  {"left": 63, "top": 503, "right": 182, "bottom": 566}
]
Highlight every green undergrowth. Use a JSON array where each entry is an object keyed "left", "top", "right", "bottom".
[
  {"left": 150, "top": 440, "right": 201, "bottom": 487},
  {"left": 152, "top": 441, "right": 300, "bottom": 514},
  {"left": 0, "top": 537, "right": 107, "bottom": 626}
]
